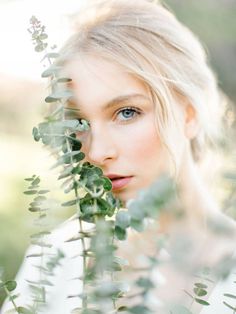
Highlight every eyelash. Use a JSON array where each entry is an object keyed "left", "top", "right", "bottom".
[
  {"left": 115, "top": 106, "right": 142, "bottom": 123},
  {"left": 74, "top": 106, "right": 141, "bottom": 125}
]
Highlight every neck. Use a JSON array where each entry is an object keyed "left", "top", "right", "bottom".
[{"left": 176, "top": 147, "right": 220, "bottom": 228}]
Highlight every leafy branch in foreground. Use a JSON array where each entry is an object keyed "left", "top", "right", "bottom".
[
  {"left": 27, "top": 15, "right": 124, "bottom": 313},
  {"left": 25, "top": 15, "right": 236, "bottom": 314},
  {"left": 23, "top": 175, "right": 65, "bottom": 313},
  {"left": 0, "top": 269, "right": 32, "bottom": 314},
  {"left": 2, "top": 13, "right": 236, "bottom": 314}
]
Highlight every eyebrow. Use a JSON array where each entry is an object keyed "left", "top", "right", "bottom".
[{"left": 64, "top": 93, "right": 150, "bottom": 116}]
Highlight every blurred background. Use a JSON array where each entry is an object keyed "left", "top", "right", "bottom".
[{"left": 0, "top": 0, "right": 236, "bottom": 308}]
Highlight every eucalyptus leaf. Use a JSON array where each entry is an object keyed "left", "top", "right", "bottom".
[
  {"left": 116, "top": 211, "right": 131, "bottom": 229},
  {"left": 61, "top": 199, "right": 77, "bottom": 207},
  {"left": 24, "top": 177, "right": 34, "bottom": 182},
  {"left": 32, "top": 177, "right": 40, "bottom": 186},
  {"left": 193, "top": 287, "right": 207, "bottom": 297},
  {"left": 26, "top": 253, "right": 44, "bottom": 258},
  {"left": 29, "top": 202, "right": 41, "bottom": 208},
  {"left": 24, "top": 190, "right": 38, "bottom": 195},
  {"left": 130, "top": 218, "right": 144, "bottom": 232},
  {"left": 51, "top": 151, "right": 85, "bottom": 168},
  {"left": 168, "top": 304, "right": 193, "bottom": 314},
  {"left": 58, "top": 165, "right": 74, "bottom": 180},
  {"left": 223, "top": 301, "right": 236, "bottom": 310},
  {"left": 30, "top": 241, "right": 52, "bottom": 248},
  {"left": 39, "top": 279, "right": 53, "bottom": 286},
  {"left": 113, "top": 256, "right": 129, "bottom": 267},
  {"left": 32, "top": 127, "right": 40, "bottom": 141},
  {"left": 65, "top": 234, "right": 84, "bottom": 242},
  {"left": 102, "top": 177, "right": 112, "bottom": 191},
  {"left": 34, "top": 195, "right": 47, "bottom": 201},
  {"left": 28, "top": 207, "right": 41, "bottom": 212},
  {"left": 57, "top": 77, "right": 72, "bottom": 83},
  {"left": 118, "top": 306, "right": 128, "bottom": 312},
  {"left": 38, "top": 190, "right": 50, "bottom": 194},
  {"left": 42, "top": 52, "right": 59, "bottom": 60},
  {"left": 195, "top": 298, "right": 210, "bottom": 306},
  {"left": 128, "top": 305, "right": 151, "bottom": 314},
  {"left": 4, "top": 280, "right": 17, "bottom": 292},
  {"left": 30, "top": 231, "right": 51, "bottom": 238},
  {"left": 94, "top": 281, "right": 122, "bottom": 298},
  {"left": 16, "top": 307, "right": 33, "bottom": 314},
  {"left": 41, "top": 65, "right": 61, "bottom": 78},
  {"left": 45, "top": 90, "right": 74, "bottom": 102},
  {"left": 115, "top": 226, "right": 127, "bottom": 240},
  {"left": 39, "top": 33, "right": 48, "bottom": 40},
  {"left": 194, "top": 283, "right": 208, "bottom": 289},
  {"left": 224, "top": 293, "right": 236, "bottom": 299},
  {"left": 35, "top": 44, "right": 45, "bottom": 52},
  {"left": 10, "top": 294, "right": 20, "bottom": 301},
  {"left": 135, "top": 277, "right": 154, "bottom": 290}
]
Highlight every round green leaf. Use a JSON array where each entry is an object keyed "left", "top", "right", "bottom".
[
  {"left": 32, "top": 127, "right": 40, "bottom": 141},
  {"left": 135, "top": 277, "right": 154, "bottom": 290},
  {"left": 102, "top": 177, "right": 112, "bottom": 191},
  {"left": 35, "top": 44, "right": 44, "bottom": 52},
  {"left": 194, "top": 282, "right": 208, "bottom": 289},
  {"left": 5, "top": 280, "right": 17, "bottom": 292},
  {"left": 114, "top": 226, "right": 127, "bottom": 240},
  {"left": 39, "top": 33, "right": 48, "bottom": 40},
  {"left": 194, "top": 287, "right": 207, "bottom": 297},
  {"left": 116, "top": 211, "right": 131, "bottom": 229},
  {"left": 129, "top": 305, "right": 151, "bottom": 314}
]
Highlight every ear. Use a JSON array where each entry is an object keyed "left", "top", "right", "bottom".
[{"left": 184, "top": 104, "right": 200, "bottom": 139}]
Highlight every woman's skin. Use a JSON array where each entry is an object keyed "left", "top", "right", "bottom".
[
  {"left": 64, "top": 54, "right": 236, "bottom": 237},
  {"left": 64, "top": 55, "right": 198, "bottom": 207}
]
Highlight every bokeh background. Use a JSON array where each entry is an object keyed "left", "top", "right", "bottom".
[{"left": 0, "top": 0, "right": 236, "bottom": 308}]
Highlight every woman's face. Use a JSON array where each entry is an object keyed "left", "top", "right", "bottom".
[{"left": 64, "top": 56, "right": 175, "bottom": 204}]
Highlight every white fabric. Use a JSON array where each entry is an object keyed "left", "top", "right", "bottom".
[
  {"left": 1, "top": 218, "right": 88, "bottom": 314},
  {"left": 1, "top": 218, "right": 236, "bottom": 314},
  {"left": 199, "top": 255, "right": 236, "bottom": 314}
]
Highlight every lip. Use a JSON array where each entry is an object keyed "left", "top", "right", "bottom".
[{"left": 105, "top": 174, "right": 133, "bottom": 191}]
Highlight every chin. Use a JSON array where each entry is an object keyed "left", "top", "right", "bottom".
[{"left": 113, "top": 189, "right": 138, "bottom": 207}]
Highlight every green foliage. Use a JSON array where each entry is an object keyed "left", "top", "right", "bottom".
[
  {"left": 2, "top": 8, "right": 236, "bottom": 314},
  {"left": 27, "top": 16, "right": 48, "bottom": 52}
]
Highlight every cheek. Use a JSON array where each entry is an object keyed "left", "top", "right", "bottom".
[{"left": 119, "top": 119, "right": 162, "bottom": 165}]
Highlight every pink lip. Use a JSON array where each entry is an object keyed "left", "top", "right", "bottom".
[{"left": 107, "top": 175, "right": 132, "bottom": 191}]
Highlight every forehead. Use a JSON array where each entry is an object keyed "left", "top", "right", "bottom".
[{"left": 63, "top": 55, "right": 150, "bottom": 113}]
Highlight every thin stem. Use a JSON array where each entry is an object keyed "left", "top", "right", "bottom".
[
  {"left": 64, "top": 125, "right": 88, "bottom": 309},
  {"left": 4, "top": 286, "right": 18, "bottom": 312},
  {"left": 111, "top": 233, "right": 117, "bottom": 311}
]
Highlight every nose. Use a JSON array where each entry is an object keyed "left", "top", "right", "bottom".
[{"left": 85, "top": 124, "right": 118, "bottom": 166}]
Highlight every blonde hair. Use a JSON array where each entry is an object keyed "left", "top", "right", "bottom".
[{"left": 57, "top": 0, "right": 224, "bottom": 176}]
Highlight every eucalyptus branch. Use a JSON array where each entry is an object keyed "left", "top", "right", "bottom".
[
  {"left": 0, "top": 275, "right": 32, "bottom": 314},
  {"left": 23, "top": 14, "right": 236, "bottom": 314}
]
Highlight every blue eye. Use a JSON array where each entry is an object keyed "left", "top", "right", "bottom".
[{"left": 116, "top": 107, "right": 140, "bottom": 121}]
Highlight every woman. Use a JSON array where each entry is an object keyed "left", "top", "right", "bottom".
[{"left": 2, "top": 0, "right": 236, "bottom": 313}]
